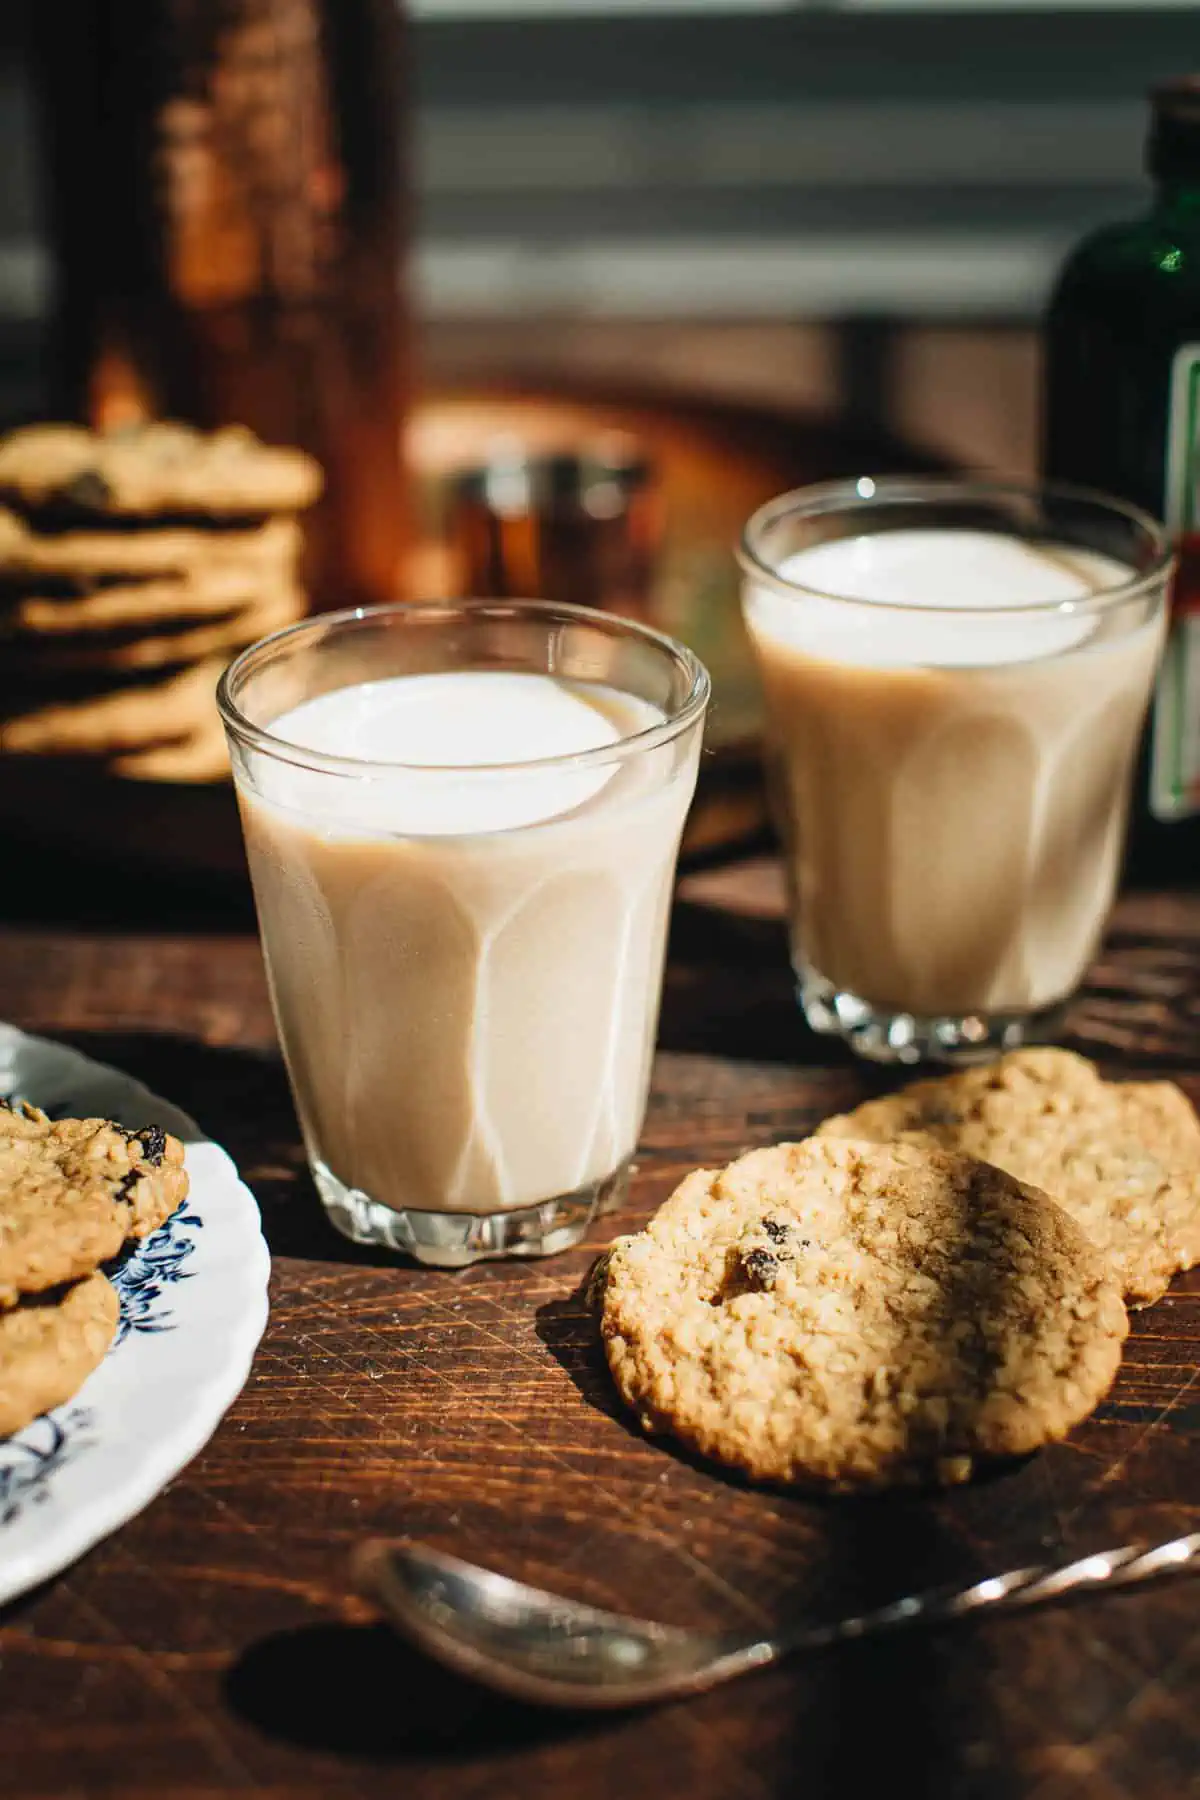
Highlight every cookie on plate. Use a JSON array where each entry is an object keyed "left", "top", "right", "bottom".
[
  {"left": 0, "top": 1271, "right": 119, "bottom": 1437},
  {"left": 598, "top": 1138, "right": 1127, "bottom": 1490},
  {"left": 0, "top": 1103, "right": 188, "bottom": 1308},
  {"left": 816, "top": 1048, "right": 1200, "bottom": 1305},
  {"left": 0, "top": 423, "right": 321, "bottom": 522}
]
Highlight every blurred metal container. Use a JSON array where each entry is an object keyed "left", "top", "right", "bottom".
[{"left": 448, "top": 436, "right": 661, "bottom": 621}]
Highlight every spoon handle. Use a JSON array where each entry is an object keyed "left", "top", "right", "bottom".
[{"left": 776, "top": 1530, "right": 1200, "bottom": 1657}]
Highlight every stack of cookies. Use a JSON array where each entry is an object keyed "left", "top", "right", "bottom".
[
  {"left": 0, "top": 1102, "right": 188, "bottom": 1437},
  {"left": 596, "top": 1049, "right": 1200, "bottom": 1491},
  {"left": 0, "top": 423, "right": 321, "bottom": 784}
]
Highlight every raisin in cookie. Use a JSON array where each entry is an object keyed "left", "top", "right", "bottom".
[
  {"left": 816, "top": 1048, "right": 1200, "bottom": 1305},
  {"left": 598, "top": 1138, "right": 1127, "bottom": 1490},
  {"left": 0, "top": 1271, "right": 119, "bottom": 1437},
  {"left": 0, "top": 1103, "right": 188, "bottom": 1307}
]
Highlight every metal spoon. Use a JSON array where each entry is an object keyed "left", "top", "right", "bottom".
[{"left": 353, "top": 1530, "right": 1200, "bottom": 1710}]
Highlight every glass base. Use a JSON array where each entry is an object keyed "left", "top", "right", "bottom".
[
  {"left": 311, "top": 1158, "right": 631, "bottom": 1268},
  {"left": 797, "top": 970, "right": 1068, "bottom": 1067}
]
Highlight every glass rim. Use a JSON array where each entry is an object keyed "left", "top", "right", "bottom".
[
  {"left": 736, "top": 475, "right": 1175, "bottom": 618},
  {"left": 216, "top": 597, "right": 711, "bottom": 778}
]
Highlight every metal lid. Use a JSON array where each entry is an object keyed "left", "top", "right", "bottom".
[{"left": 452, "top": 435, "right": 651, "bottom": 519}]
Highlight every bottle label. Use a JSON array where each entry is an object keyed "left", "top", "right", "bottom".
[{"left": 1155, "top": 344, "right": 1200, "bottom": 820}]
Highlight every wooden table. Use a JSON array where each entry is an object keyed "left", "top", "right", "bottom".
[{"left": 0, "top": 863, "right": 1197, "bottom": 1800}]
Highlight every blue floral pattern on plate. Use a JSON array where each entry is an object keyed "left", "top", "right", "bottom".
[
  {"left": 0, "top": 1410, "right": 95, "bottom": 1528},
  {"left": 108, "top": 1206, "right": 204, "bottom": 1343}
]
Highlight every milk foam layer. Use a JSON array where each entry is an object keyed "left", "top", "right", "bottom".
[
  {"left": 238, "top": 671, "right": 702, "bottom": 1216},
  {"left": 755, "top": 531, "right": 1134, "bottom": 668},
  {"left": 262, "top": 671, "right": 638, "bottom": 836},
  {"left": 744, "top": 528, "right": 1164, "bottom": 1016}
]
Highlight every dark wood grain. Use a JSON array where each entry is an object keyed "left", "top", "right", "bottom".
[{"left": 0, "top": 870, "right": 1198, "bottom": 1800}]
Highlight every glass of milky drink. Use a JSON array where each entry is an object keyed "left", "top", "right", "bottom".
[
  {"left": 738, "top": 478, "right": 1172, "bottom": 1064},
  {"left": 218, "top": 600, "right": 709, "bottom": 1265}
]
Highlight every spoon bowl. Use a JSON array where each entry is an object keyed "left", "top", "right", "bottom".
[{"left": 351, "top": 1541, "right": 764, "bottom": 1708}]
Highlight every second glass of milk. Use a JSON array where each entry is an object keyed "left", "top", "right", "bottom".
[
  {"left": 218, "top": 600, "right": 709, "bottom": 1265},
  {"left": 739, "top": 478, "right": 1172, "bottom": 1064}
]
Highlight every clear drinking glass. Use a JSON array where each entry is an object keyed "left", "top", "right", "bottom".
[
  {"left": 738, "top": 478, "right": 1172, "bottom": 1064},
  {"left": 218, "top": 600, "right": 709, "bottom": 1265}
]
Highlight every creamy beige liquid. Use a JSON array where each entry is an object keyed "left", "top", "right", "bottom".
[
  {"left": 744, "top": 530, "right": 1164, "bottom": 1016},
  {"left": 238, "top": 671, "right": 700, "bottom": 1215}
]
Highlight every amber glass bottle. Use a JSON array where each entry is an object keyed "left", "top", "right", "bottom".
[
  {"left": 27, "top": 0, "right": 410, "bottom": 611},
  {"left": 1043, "top": 78, "right": 1200, "bottom": 880}
]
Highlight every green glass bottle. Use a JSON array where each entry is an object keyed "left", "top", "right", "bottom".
[{"left": 1043, "top": 78, "right": 1200, "bottom": 880}]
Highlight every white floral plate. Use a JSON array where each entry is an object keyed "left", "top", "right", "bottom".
[{"left": 0, "top": 1023, "right": 270, "bottom": 1606}]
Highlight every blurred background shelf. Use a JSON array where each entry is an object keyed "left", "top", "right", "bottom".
[{"left": 0, "top": 2, "right": 1197, "bottom": 476}]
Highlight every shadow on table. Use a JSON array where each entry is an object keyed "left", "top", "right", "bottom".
[
  {"left": 661, "top": 898, "right": 890, "bottom": 1091},
  {"left": 0, "top": 839, "right": 256, "bottom": 933},
  {"left": 659, "top": 896, "right": 805, "bottom": 1062},
  {"left": 224, "top": 1618, "right": 612, "bottom": 1761},
  {"left": 760, "top": 1495, "right": 1019, "bottom": 1800},
  {"left": 535, "top": 1287, "right": 627, "bottom": 1423}
]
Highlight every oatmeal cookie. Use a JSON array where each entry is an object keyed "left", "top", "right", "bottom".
[
  {"left": 0, "top": 1271, "right": 119, "bottom": 1437},
  {"left": 0, "top": 657, "right": 223, "bottom": 756},
  {"left": 817, "top": 1049, "right": 1200, "bottom": 1305},
  {"left": 599, "top": 1138, "right": 1127, "bottom": 1489},
  {"left": 0, "top": 1102, "right": 188, "bottom": 1307},
  {"left": 0, "top": 423, "right": 321, "bottom": 521},
  {"left": 0, "top": 508, "right": 301, "bottom": 595},
  {"left": 3, "top": 585, "right": 302, "bottom": 675},
  {"left": 108, "top": 716, "right": 231, "bottom": 784},
  {"left": 6, "top": 571, "right": 290, "bottom": 638}
]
